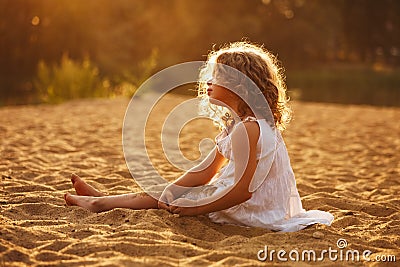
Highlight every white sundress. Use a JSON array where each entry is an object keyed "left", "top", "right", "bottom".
[{"left": 181, "top": 117, "right": 334, "bottom": 232}]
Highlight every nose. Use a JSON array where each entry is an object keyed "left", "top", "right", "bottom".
[{"left": 206, "top": 79, "right": 213, "bottom": 87}]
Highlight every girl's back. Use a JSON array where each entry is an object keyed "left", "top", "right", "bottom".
[{"left": 208, "top": 117, "right": 333, "bottom": 232}]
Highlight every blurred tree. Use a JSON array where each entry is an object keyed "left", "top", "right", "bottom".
[
  {"left": 0, "top": 0, "right": 398, "bottom": 104},
  {"left": 0, "top": 0, "right": 39, "bottom": 103},
  {"left": 341, "top": 0, "right": 400, "bottom": 64}
]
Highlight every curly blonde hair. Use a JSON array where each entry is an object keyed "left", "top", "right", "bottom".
[{"left": 198, "top": 41, "right": 291, "bottom": 131}]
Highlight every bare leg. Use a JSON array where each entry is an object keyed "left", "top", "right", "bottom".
[
  {"left": 64, "top": 192, "right": 159, "bottom": 213},
  {"left": 65, "top": 173, "right": 160, "bottom": 212},
  {"left": 70, "top": 173, "right": 104, "bottom": 197}
]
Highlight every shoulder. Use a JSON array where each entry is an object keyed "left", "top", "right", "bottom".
[{"left": 231, "top": 120, "right": 260, "bottom": 146}]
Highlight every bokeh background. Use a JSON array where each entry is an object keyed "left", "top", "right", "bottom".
[{"left": 1, "top": 0, "right": 399, "bottom": 106}]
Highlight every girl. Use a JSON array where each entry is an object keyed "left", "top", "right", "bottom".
[{"left": 65, "top": 41, "right": 333, "bottom": 232}]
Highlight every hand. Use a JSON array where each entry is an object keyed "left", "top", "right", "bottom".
[
  {"left": 169, "top": 198, "right": 203, "bottom": 216},
  {"left": 169, "top": 205, "right": 202, "bottom": 216},
  {"left": 170, "top": 206, "right": 200, "bottom": 216},
  {"left": 158, "top": 185, "right": 177, "bottom": 211}
]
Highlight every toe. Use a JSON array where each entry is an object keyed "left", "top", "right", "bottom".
[
  {"left": 71, "top": 173, "right": 79, "bottom": 184},
  {"left": 64, "top": 193, "right": 73, "bottom": 205}
]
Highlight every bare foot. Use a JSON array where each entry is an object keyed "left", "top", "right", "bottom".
[
  {"left": 71, "top": 173, "right": 104, "bottom": 197},
  {"left": 64, "top": 193, "right": 105, "bottom": 213}
]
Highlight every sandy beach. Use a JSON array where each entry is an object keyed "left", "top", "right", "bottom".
[{"left": 1, "top": 93, "right": 399, "bottom": 266}]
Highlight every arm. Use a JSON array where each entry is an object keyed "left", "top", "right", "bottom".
[
  {"left": 174, "top": 146, "right": 227, "bottom": 188},
  {"left": 158, "top": 146, "right": 227, "bottom": 209},
  {"left": 171, "top": 121, "right": 260, "bottom": 216}
]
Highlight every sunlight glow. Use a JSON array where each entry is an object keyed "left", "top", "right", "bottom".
[
  {"left": 31, "top": 16, "right": 40, "bottom": 26},
  {"left": 284, "top": 10, "right": 294, "bottom": 19}
]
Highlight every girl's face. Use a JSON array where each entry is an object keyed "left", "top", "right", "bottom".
[{"left": 207, "top": 78, "right": 239, "bottom": 110}]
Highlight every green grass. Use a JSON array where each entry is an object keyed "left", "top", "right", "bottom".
[
  {"left": 286, "top": 65, "right": 400, "bottom": 107},
  {"left": 34, "top": 55, "right": 109, "bottom": 104},
  {"left": 31, "top": 50, "right": 158, "bottom": 105}
]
